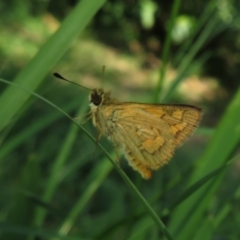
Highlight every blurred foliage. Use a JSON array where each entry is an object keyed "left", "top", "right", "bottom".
[
  {"left": 91, "top": 0, "right": 240, "bottom": 91},
  {"left": 0, "top": 0, "right": 240, "bottom": 240},
  {"left": 1, "top": 0, "right": 240, "bottom": 91}
]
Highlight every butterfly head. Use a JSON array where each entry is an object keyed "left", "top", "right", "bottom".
[{"left": 89, "top": 88, "right": 112, "bottom": 109}]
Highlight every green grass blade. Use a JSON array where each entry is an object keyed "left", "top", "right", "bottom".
[
  {"left": 0, "top": 222, "right": 87, "bottom": 240},
  {"left": 213, "top": 170, "right": 240, "bottom": 228},
  {"left": 154, "top": 0, "right": 181, "bottom": 101},
  {"left": 174, "top": 0, "right": 218, "bottom": 65},
  {"left": 0, "top": 101, "right": 78, "bottom": 162},
  {"left": 0, "top": 0, "right": 105, "bottom": 132},
  {"left": 1, "top": 156, "right": 41, "bottom": 240},
  {"left": 161, "top": 156, "right": 238, "bottom": 217},
  {"left": 33, "top": 103, "right": 89, "bottom": 227},
  {"left": 0, "top": 78, "right": 175, "bottom": 240},
  {"left": 56, "top": 158, "right": 113, "bottom": 237},
  {"left": 162, "top": 15, "right": 219, "bottom": 102},
  {"left": 169, "top": 86, "right": 240, "bottom": 239}
]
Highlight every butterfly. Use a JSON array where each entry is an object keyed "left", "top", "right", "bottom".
[{"left": 54, "top": 73, "right": 203, "bottom": 179}]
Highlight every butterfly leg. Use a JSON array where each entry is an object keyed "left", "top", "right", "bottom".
[
  {"left": 79, "top": 114, "right": 93, "bottom": 125},
  {"left": 74, "top": 110, "right": 92, "bottom": 124}
]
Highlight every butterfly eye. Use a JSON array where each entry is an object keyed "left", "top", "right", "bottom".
[{"left": 91, "top": 92, "right": 102, "bottom": 106}]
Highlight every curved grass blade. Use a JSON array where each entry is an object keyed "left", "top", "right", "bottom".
[
  {"left": 0, "top": 0, "right": 106, "bottom": 132},
  {"left": 0, "top": 78, "right": 175, "bottom": 240}
]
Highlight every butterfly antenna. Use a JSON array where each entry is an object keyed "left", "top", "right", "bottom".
[{"left": 53, "top": 72, "right": 91, "bottom": 91}]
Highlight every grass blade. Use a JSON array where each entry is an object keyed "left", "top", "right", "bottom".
[
  {"left": 169, "top": 86, "right": 240, "bottom": 239},
  {"left": 0, "top": 0, "right": 106, "bottom": 132}
]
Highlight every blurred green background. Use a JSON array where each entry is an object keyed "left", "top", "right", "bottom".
[{"left": 0, "top": 0, "right": 240, "bottom": 240}]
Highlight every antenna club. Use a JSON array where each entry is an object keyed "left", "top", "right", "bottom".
[{"left": 53, "top": 72, "right": 91, "bottom": 91}]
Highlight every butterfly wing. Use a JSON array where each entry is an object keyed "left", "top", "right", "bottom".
[
  {"left": 107, "top": 103, "right": 202, "bottom": 179},
  {"left": 139, "top": 104, "right": 203, "bottom": 147}
]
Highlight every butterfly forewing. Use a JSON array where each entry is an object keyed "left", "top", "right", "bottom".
[{"left": 139, "top": 104, "right": 203, "bottom": 147}]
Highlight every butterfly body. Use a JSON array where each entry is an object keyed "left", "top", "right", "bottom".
[{"left": 89, "top": 88, "right": 203, "bottom": 179}]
